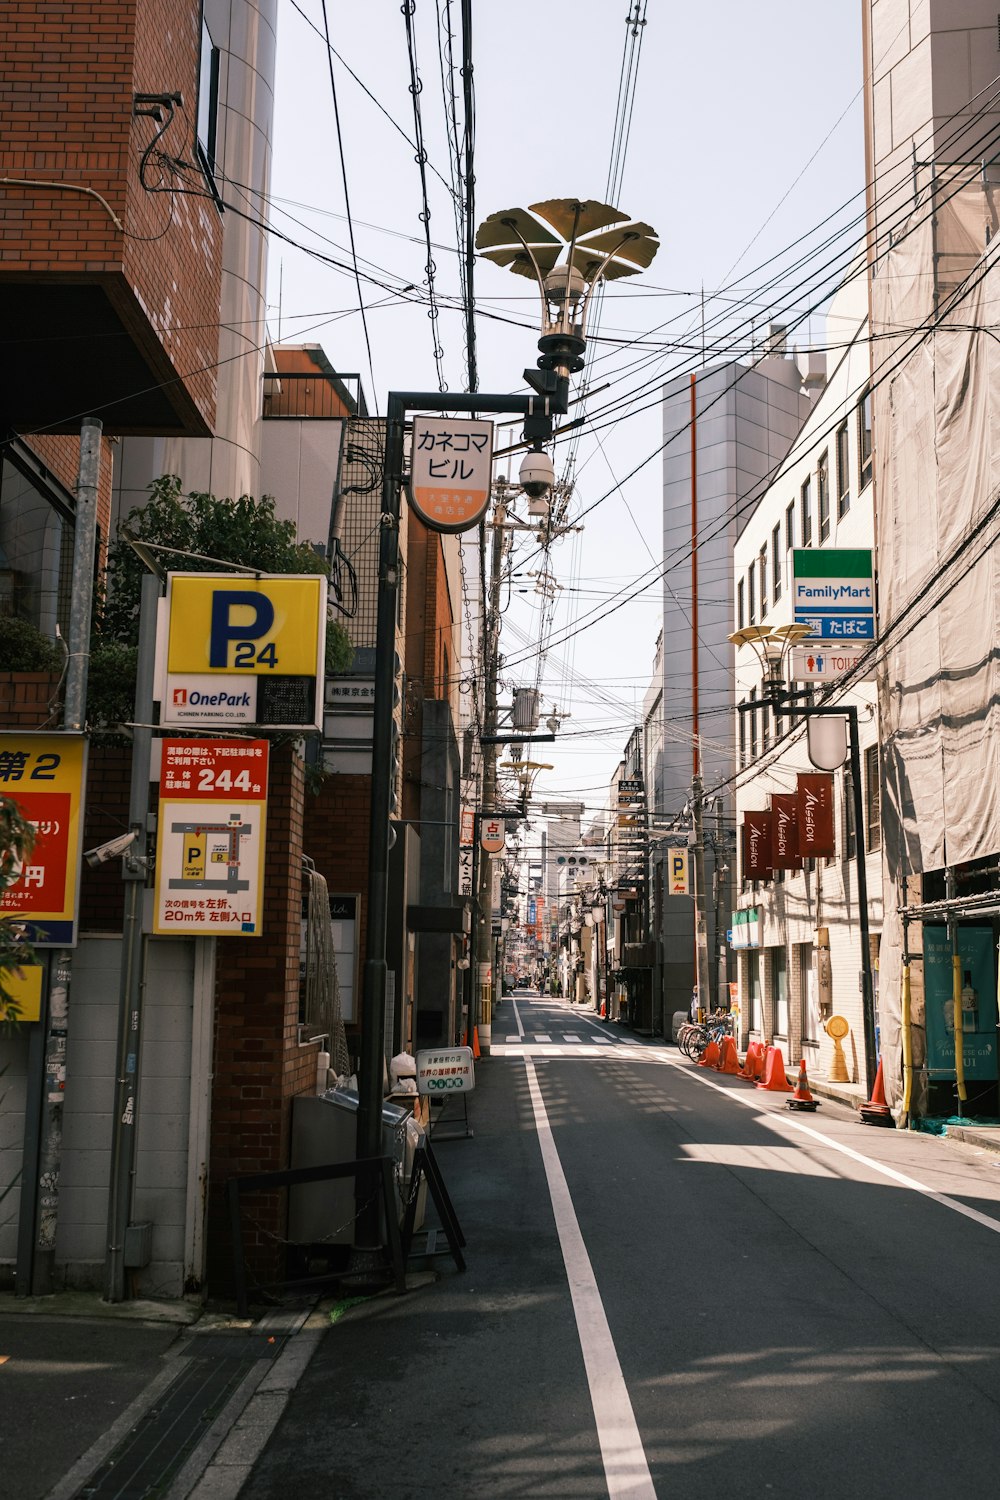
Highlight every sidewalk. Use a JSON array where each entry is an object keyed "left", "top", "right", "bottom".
[{"left": 0, "top": 1290, "right": 325, "bottom": 1500}]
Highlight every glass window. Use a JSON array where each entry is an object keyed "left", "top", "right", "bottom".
[
  {"left": 865, "top": 743, "right": 881, "bottom": 851},
  {"left": 818, "top": 451, "right": 830, "bottom": 541},
  {"left": 800, "top": 476, "right": 812, "bottom": 547},
  {"left": 844, "top": 768, "right": 856, "bottom": 858},
  {"left": 836, "top": 421, "right": 850, "bottom": 517},
  {"left": 772, "top": 523, "right": 782, "bottom": 602},
  {"left": 859, "top": 390, "right": 873, "bottom": 489},
  {"left": 759, "top": 548, "right": 768, "bottom": 618},
  {"left": 737, "top": 577, "right": 745, "bottom": 630},
  {"left": 739, "top": 700, "right": 747, "bottom": 767},
  {"left": 749, "top": 687, "right": 758, "bottom": 761},
  {"left": 196, "top": 17, "right": 222, "bottom": 198},
  {"left": 748, "top": 563, "right": 756, "bottom": 624},
  {"left": 785, "top": 500, "right": 795, "bottom": 554},
  {"left": 773, "top": 947, "right": 788, "bottom": 1037}
]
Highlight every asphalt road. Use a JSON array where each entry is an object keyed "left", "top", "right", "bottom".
[{"left": 241, "top": 992, "right": 1000, "bottom": 1499}]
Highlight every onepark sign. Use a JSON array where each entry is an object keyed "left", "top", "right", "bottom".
[
  {"left": 792, "top": 549, "right": 874, "bottom": 641},
  {"left": 159, "top": 573, "right": 326, "bottom": 731}
]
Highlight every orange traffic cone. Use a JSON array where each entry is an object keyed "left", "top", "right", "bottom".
[
  {"left": 600, "top": 999, "right": 607, "bottom": 1019},
  {"left": 859, "top": 1058, "right": 893, "bottom": 1126},
  {"left": 696, "top": 1039, "right": 721, "bottom": 1068},
  {"left": 717, "top": 1035, "right": 741, "bottom": 1075},
  {"left": 463, "top": 1026, "right": 481, "bottom": 1059},
  {"left": 756, "top": 1045, "right": 792, "bottom": 1092},
  {"left": 739, "top": 1041, "right": 763, "bottom": 1080},
  {"left": 787, "top": 1059, "right": 820, "bottom": 1112}
]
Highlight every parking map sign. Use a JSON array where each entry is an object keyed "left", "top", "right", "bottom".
[
  {"left": 153, "top": 739, "right": 269, "bottom": 937},
  {"left": 792, "top": 549, "right": 874, "bottom": 641}
]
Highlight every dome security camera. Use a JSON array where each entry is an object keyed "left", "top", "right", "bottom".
[{"left": 519, "top": 449, "right": 554, "bottom": 499}]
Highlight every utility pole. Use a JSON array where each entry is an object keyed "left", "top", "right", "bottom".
[
  {"left": 691, "top": 761, "right": 711, "bottom": 1021},
  {"left": 472, "top": 490, "right": 507, "bottom": 1054},
  {"left": 714, "top": 798, "right": 729, "bottom": 1012}
]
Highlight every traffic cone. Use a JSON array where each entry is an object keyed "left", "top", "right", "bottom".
[
  {"left": 756, "top": 1045, "right": 792, "bottom": 1092},
  {"left": 696, "top": 1039, "right": 721, "bottom": 1068},
  {"left": 463, "top": 1026, "right": 482, "bottom": 1060},
  {"left": 859, "top": 1058, "right": 893, "bottom": 1126},
  {"left": 787, "top": 1059, "right": 820, "bottom": 1112},
  {"left": 600, "top": 999, "right": 607, "bottom": 1019},
  {"left": 717, "top": 1035, "right": 741, "bottom": 1075},
  {"left": 739, "top": 1041, "right": 763, "bottom": 1080}
]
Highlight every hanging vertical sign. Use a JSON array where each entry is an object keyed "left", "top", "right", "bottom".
[
  {"left": 668, "top": 848, "right": 690, "bottom": 895},
  {"left": 153, "top": 739, "right": 269, "bottom": 936},
  {"left": 796, "top": 773, "right": 835, "bottom": 858},
  {"left": 742, "top": 810, "right": 774, "bottom": 880},
  {"left": 771, "top": 794, "right": 802, "bottom": 870},
  {"left": 408, "top": 416, "right": 494, "bottom": 533}
]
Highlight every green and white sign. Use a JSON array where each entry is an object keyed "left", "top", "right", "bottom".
[
  {"left": 731, "top": 907, "right": 761, "bottom": 949},
  {"left": 792, "top": 549, "right": 874, "bottom": 642}
]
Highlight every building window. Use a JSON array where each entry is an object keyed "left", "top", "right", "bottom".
[
  {"left": 865, "top": 743, "right": 881, "bottom": 851},
  {"left": 759, "top": 548, "right": 768, "bottom": 618},
  {"left": 196, "top": 17, "right": 222, "bottom": 202},
  {"left": 785, "top": 499, "right": 795, "bottom": 553},
  {"left": 801, "top": 476, "right": 812, "bottom": 547},
  {"left": 844, "top": 768, "right": 856, "bottom": 858},
  {"left": 772, "top": 523, "right": 782, "bottom": 603},
  {"left": 858, "top": 389, "right": 873, "bottom": 489},
  {"left": 739, "top": 700, "right": 747, "bottom": 767},
  {"left": 748, "top": 563, "right": 756, "bottom": 624},
  {"left": 836, "top": 421, "right": 850, "bottom": 517},
  {"left": 749, "top": 687, "right": 758, "bottom": 761},
  {"left": 818, "top": 451, "right": 830, "bottom": 541},
  {"left": 737, "top": 577, "right": 745, "bottom": 630}
]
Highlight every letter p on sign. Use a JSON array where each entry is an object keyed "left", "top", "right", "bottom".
[
  {"left": 670, "top": 850, "right": 689, "bottom": 895},
  {"left": 209, "top": 590, "right": 276, "bottom": 668}
]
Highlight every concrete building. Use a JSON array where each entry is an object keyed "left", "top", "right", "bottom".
[
  {"left": 731, "top": 275, "right": 882, "bottom": 1087},
  {"left": 652, "top": 344, "right": 812, "bottom": 1021},
  {"left": 864, "top": 0, "right": 1000, "bottom": 1119}
]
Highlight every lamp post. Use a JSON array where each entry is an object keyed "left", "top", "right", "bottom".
[
  {"left": 354, "top": 200, "right": 659, "bottom": 1262},
  {"left": 730, "top": 623, "right": 878, "bottom": 1097}
]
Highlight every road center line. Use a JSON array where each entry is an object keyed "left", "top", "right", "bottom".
[{"left": 523, "top": 1056, "right": 656, "bottom": 1500}]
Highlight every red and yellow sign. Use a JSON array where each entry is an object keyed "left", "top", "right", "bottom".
[
  {"left": 153, "top": 739, "right": 269, "bottom": 937},
  {"left": 0, "top": 734, "right": 87, "bottom": 946}
]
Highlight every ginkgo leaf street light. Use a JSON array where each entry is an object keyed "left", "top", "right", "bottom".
[{"left": 355, "top": 199, "right": 657, "bottom": 1274}]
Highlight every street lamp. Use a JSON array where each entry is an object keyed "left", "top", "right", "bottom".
[
  {"left": 730, "top": 623, "right": 878, "bottom": 1098},
  {"left": 353, "top": 198, "right": 658, "bottom": 1272}
]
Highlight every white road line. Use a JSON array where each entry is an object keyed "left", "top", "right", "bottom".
[
  {"left": 533, "top": 1033, "right": 551, "bottom": 1042},
  {"left": 511, "top": 999, "right": 525, "bottom": 1040},
  {"left": 665, "top": 1053, "right": 1000, "bottom": 1237},
  {"left": 562, "top": 1034, "right": 582, "bottom": 1043},
  {"left": 524, "top": 1056, "right": 656, "bottom": 1500}
]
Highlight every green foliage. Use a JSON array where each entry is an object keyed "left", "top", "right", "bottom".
[
  {"left": 326, "top": 619, "right": 353, "bottom": 675},
  {"left": 98, "top": 474, "right": 329, "bottom": 647},
  {"left": 0, "top": 796, "right": 37, "bottom": 1021},
  {"left": 89, "top": 475, "right": 339, "bottom": 734},
  {"left": 0, "top": 616, "right": 62, "bottom": 673}
]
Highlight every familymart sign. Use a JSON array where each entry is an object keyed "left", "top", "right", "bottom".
[{"left": 792, "top": 549, "right": 874, "bottom": 641}]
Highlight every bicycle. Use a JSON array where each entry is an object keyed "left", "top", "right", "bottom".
[{"left": 678, "top": 1011, "right": 734, "bottom": 1061}]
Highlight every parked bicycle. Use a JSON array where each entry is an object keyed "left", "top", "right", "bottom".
[{"left": 677, "top": 1011, "right": 734, "bottom": 1061}]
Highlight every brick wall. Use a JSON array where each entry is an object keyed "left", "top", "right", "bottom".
[
  {"left": 206, "top": 742, "right": 322, "bottom": 1296},
  {"left": 305, "top": 773, "right": 371, "bottom": 976},
  {"left": 27, "top": 434, "right": 115, "bottom": 557},
  {"left": 0, "top": 0, "right": 223, "bottom": 427},
  {"left": 0, "top": 672, "right": 62, "bottom": 729}
]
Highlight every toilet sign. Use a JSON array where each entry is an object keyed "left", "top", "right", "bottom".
[
  {"left": 668, "top": 849, "right": 690, "bottom": 895},
  {"left": 480, "top": 816, "right": 505, "bottom": 853}
]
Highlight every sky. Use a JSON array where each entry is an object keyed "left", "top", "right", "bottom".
[{"left": 265, "top": 0, "right": 866, "bottom": 827}]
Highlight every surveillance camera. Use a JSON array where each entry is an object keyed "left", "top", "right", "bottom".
[
  {"left": 519, "top": 449, "right": 554, "bottom": 499},
  {"left": 85, "top": 830, "right": 138, "bottom": 868}
]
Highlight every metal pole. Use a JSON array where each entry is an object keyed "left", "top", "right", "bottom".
[
  {"left": 63, "top": 417, "right": 102, "bottom": 731},
  {"left": 691, "top": 768, "right": 711, "bottom": 1020},
  {"left": 847, "top": 708, "right": 877, "bottom": 1098},
  {"left": 104, "top": 571, "right": 158, "bottom": 1302},
  {"left": 715, "top": 798, "right": 728, "bottom": 1011},
  {"left": 474, "top": 494, "right": 505, "bottom": 1053},
  {"left": 356, "top": 394, "right": 406, "bottom": 1249}
]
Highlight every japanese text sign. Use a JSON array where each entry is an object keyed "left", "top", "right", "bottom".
[
  {"left": 480, "top": 816, "right": 505, "bottom": 853},
  {"left": 792, "top": 549, "right": 874, "bottom": 641},
  {"left": 668, "top": 849, "right": 689, "bottom": 895},
  {"left": 415, "top": 1046, "right": 476, "bottom": 1094},
  {"left": 153, "top": 739, "right": 269, "bottom": 937},
  {"left": 0, "top": 733, "right": 87, "bottom": 946},
  {"left": 408, "top": 416, "right": 494, "bottom": 533}
]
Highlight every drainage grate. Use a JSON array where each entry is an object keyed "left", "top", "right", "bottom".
[{"left": 72, "top": 1339, "right": 284, "bottom": 1500}]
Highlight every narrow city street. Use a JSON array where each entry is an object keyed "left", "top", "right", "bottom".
[{"left": 240, "top": 992, "right": 1000, "bottom": 1499}]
